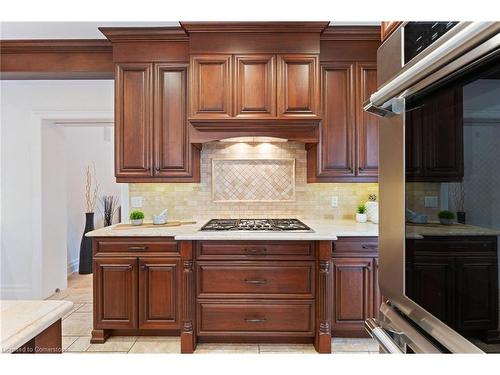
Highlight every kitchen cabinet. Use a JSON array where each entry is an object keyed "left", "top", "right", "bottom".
[
  {"left": 189, "top": 53, "right": 320, "bottom": 121},
  {"left": 115, "top": 62, "right": 199, "bottom": 182},
  {"left": 91, "top": 238, "right": 181, "bottom": 343},
  {"left": 94, "top": 257, "right": 138, "bottom": 330},
  {"left": 277, "top": 54, "right": 319, "bottom": 117},
  {"left": 405, "top": 87, "right": 464, "bottom": 181},
  {"left": 139, "top": 257, "right": 181, "bottom": 330},
  {"left": 381, "top": 22, "right": 402, "bottom": 41},
  {"left": 189, "top": 54, "right": 232, "bottom": 118},
  {"left": 234, "top": 54, "right": 276, "bottom": 118},
  {"left": 406, "top": 236, "right": 499, "bottom": 341},
  {"left": 308, "top": 62, "right": 379, "bottom": 182},
  {"left": 331, "top": 237, "right": 379, "bottom": 337},
  {"left": 115, "top": 63, "right": 153, "bottom": 179}
]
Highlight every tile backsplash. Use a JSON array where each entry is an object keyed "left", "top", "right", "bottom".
[{"left": 129, "top": 141, "right": 378, "bottom": 221}]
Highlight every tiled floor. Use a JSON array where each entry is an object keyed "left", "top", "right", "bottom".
[{"left": 49, "top": 273, "right": 379, "bottom": 354}]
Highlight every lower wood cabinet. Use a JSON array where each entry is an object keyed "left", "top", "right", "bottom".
[
  {"left": 331, "top": 237, "right": 380, "bottom": 337},
  {"left": 92, "top": 238, "right": 181, "bottom": 342}
]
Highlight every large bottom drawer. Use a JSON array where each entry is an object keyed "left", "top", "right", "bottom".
[{"left": 197, "top": 301, "right": 314, "bottom": 336}]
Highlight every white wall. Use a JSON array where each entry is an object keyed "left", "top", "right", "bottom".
[
  {"left": 1, "top": 80, "right": 114, "bottom": 299},
  {"left": 63, "top": 125, "right": 119, "bottom": 274}
]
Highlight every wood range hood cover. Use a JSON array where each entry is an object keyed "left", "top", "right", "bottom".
[{"left": 182, "top": 22, "right": 328, "bottom": 145}]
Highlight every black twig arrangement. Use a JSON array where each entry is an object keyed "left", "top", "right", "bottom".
[{"left": 99, "top": 195, "right": 120, "bottom": 227}]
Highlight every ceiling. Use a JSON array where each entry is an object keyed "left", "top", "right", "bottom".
[{"left": 0, "top": 21, "right": 380, "bottom": 39}]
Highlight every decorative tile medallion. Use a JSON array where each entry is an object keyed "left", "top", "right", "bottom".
[{"left": 212, "top": 158, "right": 295, "bottom": 202}]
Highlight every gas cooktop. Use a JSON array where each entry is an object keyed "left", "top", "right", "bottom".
[{"left": 200, "top": 218, "right": 313, "bottom": 232}]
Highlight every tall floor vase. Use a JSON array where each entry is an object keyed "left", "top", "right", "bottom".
[{"left": 79, "top": 212, "right": 95, "bottom": 274}]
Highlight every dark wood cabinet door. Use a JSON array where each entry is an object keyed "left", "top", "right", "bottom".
[
  {"left": 455, "top": 257, "right": 498, "bottom": 332},
  {"left": 154, "top": 64, "right": 191, "bottom": 178},
  {"left": 277, "top": 54, "right": 319, "bottom": 117},
  {"left": 356, "top": 62, "right": 379, "bottom": 179},
  {"left": 410, "top": 256, "right": 455, "bottom": 326},
  {"left": 405, "top": 105, "right": 424, "bottom": 178},
  {"left": 317, "top": 62, "right": 356, "bottom": 178},
  {"left": 422, "top": 88, "right": 464, "bottom": 181},
  {"left": 331, "top": 257, "right": 374, "bottom": 336},
  {"left": 234, "top": 55, "right": 276, "bottom": 118},
  {"left": 190, "top": 55, "right": 232, "bottom": 118},
  {"left": 94, "top": 257, "right": 138, "bottom": 329},
  {"left": 115, "top": 63, "right": 153, "bottom": 178},
  {"left": 139, "top": 257, "right": 181, "bottom": 330}
]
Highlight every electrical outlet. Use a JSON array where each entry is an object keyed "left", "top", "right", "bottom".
[
  {"left": 331, "top": 196, "right": 339, "bottom": 208},
  {"left": 424, "top": 196, "right": 439, "bottom": 208},
  {"left": 131, "top": 196, "right": 143, "bottom": 208}
]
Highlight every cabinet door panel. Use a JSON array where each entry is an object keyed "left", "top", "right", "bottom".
[
  {"left": 455, "top": 257, "right": 498, "bottom": 332},
  {"left": 94, "top": 257, "right": 138, "bottom": 329},
  {"left": 278, "top": 54, "right": 319, "bottom": 117},
  {"left": 356, "top": 63, "right": 379, "bottom": 178},
  {"left": 234, "top": 55, "right": 276, "bottom": 117},
  {"left": 190, "top": 55, "right": 232, "bottom": 117},
  {"left": 318, "top": 63, "right": 355, "bottom": 178},
  {"left": 154, "top": 64, "right": 191, "bottom": 177},
  {"left": 423, "top": 88, "right": 464, "bottom": 180},
  {"left": 139, "top": 257, "right": 181, "bottom": 329},
  {"left": 332, "top": 257, "right": 373, "bottom": 335},
  {"left": 115, "top": 63, "right": 153, "bottom": 178}
]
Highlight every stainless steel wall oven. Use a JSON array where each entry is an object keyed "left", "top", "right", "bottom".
[{"left": 365, "top": 22, "right": 500, "bottom": 353}]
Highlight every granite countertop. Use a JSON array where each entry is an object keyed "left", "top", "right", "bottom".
[
  {"left": 1, "top": 300, "right": 73, "bottom": 353},
  {"left": 406, "top": 222, "right": 500, "bottom": 240},
  {"left": 86, "top": 219, "right": 379, "bottom": 240}
]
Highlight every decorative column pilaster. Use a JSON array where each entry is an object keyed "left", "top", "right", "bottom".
[{"left": 315, "top": 240, "right": 332, "bottom": 353}]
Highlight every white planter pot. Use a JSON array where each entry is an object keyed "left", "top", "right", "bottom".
[
  {"left": 356, "top": 213, "right": 367, "bottom": 223},
  {"left": 130, "top": 219, "right": 143, "bottom": 226},
  {"left": 366, "top": 201, "right": 379, "bottom": 223}
]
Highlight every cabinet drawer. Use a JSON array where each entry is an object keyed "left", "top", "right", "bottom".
[
  {"left": 196, "top": 241, "right": 315, "bottom": 260},
  {"left": 413, "top": 236, "right": 497, "bottom": 253},
  {"left": 197, "top": 301, "right": 314, "bottom": 335},
  {"left": 197, "top": 261, "right": 314, "bottom": 299},
  {"left": 94, "top": 238, "right": 179, "bottom": 255},
  {"left": 333, "top": 237, "right": 378, "bottom": 255}
]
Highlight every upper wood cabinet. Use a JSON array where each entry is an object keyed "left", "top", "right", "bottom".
[
  {"left": 115, "top": 63, "right": 153, "bottom": 179},
  {"left": 189, "top": 53, "right": 320, "bottom": 121},
  {"left": 356, "top": 62, "right": 379, "bottom": 178},
  {"left": 234, "top": 54, "right": 276, "bottom": 118},
  {"left": 277, "top": 54, "right": 319, "bottom": 117},
  {"left": 115, "top": 62, "right": 199, "bottom": 182},
  {"left": 405, "top": 87, "right": 463, "bottom": 182},
  {"left": 307, "top": 62, "right": 378, "bottom": 182},
  {"left": 381, "top": 22, "right": 402, "bottom": 42},
  {"left": 189, "top": 55, "right": 232, "bottom": 118}
]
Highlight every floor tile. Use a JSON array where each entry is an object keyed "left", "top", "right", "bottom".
[
  {"left": 259, "top": 344, "right": 317, "bottom": 353},
  {"left": 66, "top": 337, "right": 91, "bottom": 352},
  {"left": 86, "top": 338, "right": 136, "bottom": 352},
  {"left": 62, "top": 337, "right": 78, "bottom": 351},
  {"left": 195, "top": 344, "right": 259, "bottom": 354},
  {"left": 136, "top": 336, "right": 180, "bottom": 342},
  {"left": 62, "top": 312, "right": 92, "bottom": 336},
  {"left": 332, "top": 338, "right": 379, "bottom": 352},
  {"left": 62, "top": 304, "right": 83, "bottom": 319},
  {"left": 129, "top": 341, "right": 180, "bottom": 354},
  {"left": 76, "top": 303, "right": 93, "bottom": 313}
]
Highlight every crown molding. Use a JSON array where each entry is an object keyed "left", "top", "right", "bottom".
[
  {"left": 320, "top": 26, "right": 381, "bottom": 41},
  {"left": 0, "top": 39, "right": 112, "bottom": 54},
  {"left": 98, "top": 27, "right": 188, "bottom": 42},
  {"left": 180, "top": 22, "right": 330, "bottom": 34}
]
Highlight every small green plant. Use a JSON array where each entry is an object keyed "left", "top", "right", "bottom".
[
  {"left": 129, "top": 210, "right": 145, "bottom": 220},
  {"left": 357, "top": 204, "right": 367, "bottom": 214},
  {"left": 438, "top": 210, "right": 455, "bottom": 220}
]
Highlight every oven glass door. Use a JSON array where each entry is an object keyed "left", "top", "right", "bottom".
[{"left": 404, "top": 52, "right": 500, "bottom": 352}]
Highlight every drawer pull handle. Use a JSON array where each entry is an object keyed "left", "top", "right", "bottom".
[
  {"left": 128, "top": 246, "right": 148, "bottom": 251},
  {"left": 245, "top": 318, "right": 266, "bottom": 323},
  {"left": 245, "top": 248, "right": 267, "bottom": 255},
  {"left": 362, "top": 245, "right": 378, "bottom": 250},
  {"left": 244, "top": 279, "right": 267, "bottom": 285}
]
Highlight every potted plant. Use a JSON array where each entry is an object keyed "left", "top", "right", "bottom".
[
  {"left": 356, "top": 204, "right": 368, "bottom": 223},
  {"left": 130, "top": 210, "right": 145, "bottom": 226},
  {"left": 438, "top": 210, "right": 455, "bottom": 225}
]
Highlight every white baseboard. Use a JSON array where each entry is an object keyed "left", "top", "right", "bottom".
[{"left": 67, "top": 258, "right": 79, "bottom": 275}]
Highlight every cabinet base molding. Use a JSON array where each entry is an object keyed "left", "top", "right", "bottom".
[
  {"left": 197, "top": 336, "right": 314, "bottom": 344},
  {"left": 90, "top": 329, "right": 110, "bottom": 344}
]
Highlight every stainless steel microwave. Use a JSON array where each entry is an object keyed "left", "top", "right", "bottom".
[{"left": 365, "top": 22, "right": 500, "bottom": 353}]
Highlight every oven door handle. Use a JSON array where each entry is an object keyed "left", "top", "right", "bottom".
[{"left": 365, "top": 318, "right": 404, "bottom": 354}]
